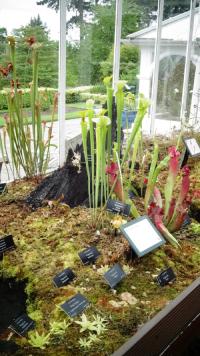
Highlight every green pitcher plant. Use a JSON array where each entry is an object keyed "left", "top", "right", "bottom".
[
  {"left": 81, "top": 84, "right": 149, "bottom": 220},
  {"left": 0, "top": 36, "right": 57, "bottom": 178}
]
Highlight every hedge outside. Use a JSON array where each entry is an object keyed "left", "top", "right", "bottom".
[{"left": 0, "top": 86, "right": 95, "bottom": 111}]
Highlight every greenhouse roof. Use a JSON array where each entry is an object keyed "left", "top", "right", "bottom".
[{"left": 127, "top": 8, "right": 200, "bottom": 42}]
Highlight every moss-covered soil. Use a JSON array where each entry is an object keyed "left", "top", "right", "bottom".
[{"left": 0, "top": 156, "right": 200, "bottom": 355}]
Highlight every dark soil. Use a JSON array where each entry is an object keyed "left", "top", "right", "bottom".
[
  {"left": 26, "top": 145, "right": 88, "bottom": 209},
  {"left": 190, "top": 203, "right": 200, "bottom": 222},
  {"left": 0, "top": 340, "right": 19, "bottom": 355},
  {"left": 0, "top": 278, "right": 27, "bottom": 333}
]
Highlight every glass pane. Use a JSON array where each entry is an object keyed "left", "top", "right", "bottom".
[
  {"left": 63, "top": 0, "right": 117, "bottom": 150},
  {"left": 187, "top": 5, "right": 200, "bottom": 127},
  {"left": 66, "top": 1, "right": 116, "bottom": 90},
  {"left": 0, "top": 1, "right": 59, "bottom": 90},
  {"left": 122, "top": 0, "right": 157, "bottom": 109},
  {"left": 156, "top": 1, "right": 191, "bottom": 121},
  {"left": 0, "top": 1, "right": 59, "bottom": 181}
]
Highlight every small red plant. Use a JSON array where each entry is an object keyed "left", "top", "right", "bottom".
[
  {"left": 0, "top": 62, "right": 13, "bottom": 78},
  {"left": 147, "top": 146, "right": 192, "bottom": 247},
  {"left": 26, "top": 36, "right": 36, "bottom": 47},
  {"left": 164, "top": 146, "right": 180, "bottom": 221},
  {"left": 0, "top": 66, "right": 9, "bottom": 77},
  {"left": 167, "top": 165, "right": 190, "bottom": 232},
  {"left": 106, "top": 162, "right": 124, "bottom": 201},
  {"left": 148, "top": 202, "right": 180, "bottom": 247}
]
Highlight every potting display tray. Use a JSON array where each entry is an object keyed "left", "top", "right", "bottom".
[{"left": 0, "top": 176, "right": 200, "bottom": 356}]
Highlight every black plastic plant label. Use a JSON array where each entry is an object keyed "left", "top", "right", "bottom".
[
  {"left": 60, "top": 293, "right": 90, "bottom": 318},
  {"left": 0, "top": 235, "right": 16, "bottom": 255},
  {"left": 8, "top": 314, "right": 35, "bottom": 337},
  {"left": 53, "top": 268, "right": 76, "bottom": 288},
  {"left": 181, "top": 215, "right": 191, "bottom": 228},
  {"left": 106, "top": 199, "right": 131, "bottom": 217},
  {"left": 180, "top": 148, "right": 190, "bottom": 168},
  {"left": 104, "top": 263, "right": 126, "bottom": 289},
  {"left": 79, "top": 246, "right": 100, "bottom": 265},
  {"left": 0, "top": 183, "right": 7, "bottom": 194},
  {"left": 128, "top": 190, "right": 135, "bottom": 199},
  {"left": 157, "top": 267, "right": 176, "bottom": 287}
]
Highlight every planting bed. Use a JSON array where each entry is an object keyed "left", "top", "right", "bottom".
[{"left": 0, "top": 153, "right": 200, "bottom": 356}]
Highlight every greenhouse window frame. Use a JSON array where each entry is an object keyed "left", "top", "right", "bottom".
[{"left": 58, "top": 0, "right": 198, "bottom": 163}]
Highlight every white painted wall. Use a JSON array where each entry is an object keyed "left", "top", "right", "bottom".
[
  {"left": 190, "top": 56, "right": 200, "bottom": 125},
  {"left": 138, "top": 47, "right": 153, "bottom": 98},
  {"left": 130, "top": 9, "right": 200, "bottom": 117}
]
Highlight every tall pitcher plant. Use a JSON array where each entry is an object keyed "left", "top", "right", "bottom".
[
  {"left": 94, "top": 115, "right": 110, "bottom": 209},
  {"left": 103, "top": 76, "right": 113, "bottom": 162},
  {"left": 81, "top": 104, "right": 110, "bottom": 215},
  {"left": 0, "top": 36, "right": 56, "bottom": 178},
  {"left": 81, "top": 85, "right": 149, "bottom": 219},
  {"left": 116, "top": 81, "right": 125, "bottom": 158}
]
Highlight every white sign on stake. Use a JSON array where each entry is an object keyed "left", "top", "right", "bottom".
[
  {"left": 184, "top": 138, "right": 200, "bottom": 157},
  {"left": 120, "top": 216, "right": 165, "bottom": 257}
]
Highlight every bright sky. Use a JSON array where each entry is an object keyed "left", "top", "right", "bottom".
[{"left": 0, "top": 0, "right": 60, "bottom": 40}]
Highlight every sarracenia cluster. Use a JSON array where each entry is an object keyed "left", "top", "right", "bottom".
[
  {"left": 81, "top": 77, "right": 199, "bottom": 249},
  {"left": 81, "top": 77, "right": 149, "bottom": 218},
  {"left": 0, "top": 36, "right": 57, "bottom": 178}
]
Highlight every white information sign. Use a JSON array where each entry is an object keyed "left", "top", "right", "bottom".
[
  {"left": 120, "top": 216, "right": 165, "bottom": 257},
  {"left": 184, "top": 138, "right": 200, "bottom": 157}
]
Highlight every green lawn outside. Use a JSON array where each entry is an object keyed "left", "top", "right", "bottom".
[
  {"left": 0, "top": 111, "right": 80, "bottom": 127},
  {"left": 0, "top": 102, "right": 101, "bottom": 127}
]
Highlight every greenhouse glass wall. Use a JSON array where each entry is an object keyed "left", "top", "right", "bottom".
[
  {"left": 58, "top": 0, "right": 200, "bottom": 161},
  {"left": 1, "top": 2, "right": 200, "bottom": 356}
]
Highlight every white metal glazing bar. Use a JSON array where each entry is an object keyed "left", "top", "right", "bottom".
[
  {"left": 150, "top": 0, "right": 164, "bottom": 135},
  {"left": 180, "top": 0, "right": 196, "bottom": 123},
  {"left": 58, "top": 0, "right": 67, "bottom": 167},
  {"left": 112, "top": 0, "right": 123, "bottom": 91}
]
